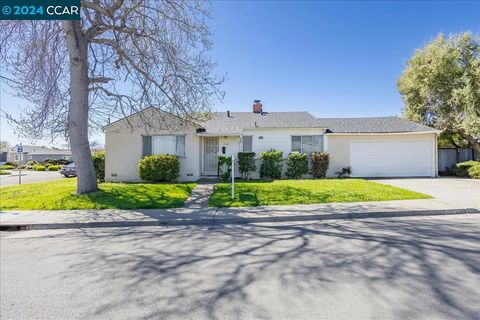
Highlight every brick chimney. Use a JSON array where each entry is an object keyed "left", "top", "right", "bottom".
[{"left": 253, "top": 100, "right": 262, "bottom": 113}]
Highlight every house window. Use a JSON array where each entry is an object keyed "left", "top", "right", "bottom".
[
  {"left": 151, "top": 135, "right": 185, "bottom": 157},
  {"left": 242, "top": 136, "right": 253, "bottom": 152},
  {"left": 291, "top": 135, "right": 323, "bottom": 154},
  {"left": 14, "top": 154, "right": 19, "bottom": 161}
]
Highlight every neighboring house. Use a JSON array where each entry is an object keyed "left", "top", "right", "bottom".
[
  {"left": 5, "top": 145, "right": 73, "bottom": 163},
  {"left": 104, "top": 100, "right": 439, "bottom": 182}
]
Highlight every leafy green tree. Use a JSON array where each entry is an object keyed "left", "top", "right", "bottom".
[{"left": 398, "top": 32, "right": 480, "bottom": 159}]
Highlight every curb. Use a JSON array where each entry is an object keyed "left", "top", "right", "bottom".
[{"left": 1, "top": 208, "right": 478, "bottom": 231}]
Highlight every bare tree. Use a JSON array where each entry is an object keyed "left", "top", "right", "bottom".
[{"left": 0, "top": 1, "right": 224, "bottom": 194}]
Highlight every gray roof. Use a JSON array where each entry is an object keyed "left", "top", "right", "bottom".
[
  {"left": 202, "top": 112, "right": 325, "bottom": 134},
  {"left": 316, "top": 116, "right": 437, "bottom": 133},
  {"left": 201, "top": 112, "right": 436, "bottom": 134}
]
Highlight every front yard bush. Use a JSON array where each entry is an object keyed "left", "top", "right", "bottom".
[
  {"left": 138, "top": 154, "right": 180, "bottom": 182},
  {"left": 286, "top": 152, "right": 308, "bottom": 179},
  {"left": 92, "top": 151, "right": 105, "bottom": 182},
  {"left": 33, "top": 165, "right": 46, "bottom": 171},
  {"left": 0, "top": 165, "right": 15, "bottom": 170},
  {"left": 5, "top": 161, "right": 18, "bottom": 167},
  {"left": 311, "top": 152, "right": 330, "bottom": 178},
  {"left": 217, "top": 155, "right": 232, "bottom": 182},
  {"left": 47, "top": 165, "right": 61, "bottom": 171},
  {"left": 238, "top": 152, "right": 256, "bottom": 180},
  {"left": 455, "top": 161, "right": 480, "bottom": 179},
  {"left": 260, "top": 149, "right": 283, "bottom": 180},
  {"left": 0, "top": 170, "right": 11, "bottom": 175}
]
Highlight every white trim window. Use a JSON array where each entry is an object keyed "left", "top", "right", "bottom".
[
  {"left": 152, "top": 135, "right": 185, "bottom": 157},
  {"left": 291, "top": 135, "right": 323, "bottom": 154}
]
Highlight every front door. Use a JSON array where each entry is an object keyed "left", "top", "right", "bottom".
[{"left": 203, "top": 137, "right": 219, "bottom": 175}]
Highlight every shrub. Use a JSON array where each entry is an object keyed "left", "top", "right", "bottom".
[
  {"left": 47, "top": 165, "right": 61, "bottom": 171},
  {"left": 0, "top": 170, "right": 11, "bottom": 175},
  {"left": 92, "top": 151, "right": 105, "bottom": 182},
  {"left": 5, "top": 161, "right": 18, "bottom": 167},
  {"left": 26, "top": 160, "right": 38, "bottom": 166},
  {"left": 286, "top": 152, "right": 308, "bottom": 179},
  {"left": 42, "top": 158, "right": 71, "bottom": 165},
  {"left": 259, "top": 149, "right": 283, "bottom": 180},
  {"left": 311, "top": 152, "right": 330, "bottom": 178},
  {"left": 237, "top": 152, "right": 256, "bottom": 180},
  {"left": 138, "top": 154, "right": 180, "bottom": 182},
  {"left": 33, "top": 165, "right": 46, "bottom": 171},
  {"left": 0, "top": 165, "right": 14, "bottom": 170},
  {"left": 336, "top": 166, "right": 351, "bottom": 178},
  {"left": 455, "top": 161, "right": 480, "bottom": 179},
  {"left": 217, "top": 155, "right": 232, "bottom": 182}
]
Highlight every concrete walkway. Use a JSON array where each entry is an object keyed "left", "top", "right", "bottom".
[
  {"left": 1, "top": 198, "right": 478, "bottom": 230},
  {"left": 183, "top": 182, "right": 215, "bottom": 209}
]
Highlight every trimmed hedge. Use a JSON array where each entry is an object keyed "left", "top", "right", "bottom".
[
  {"left": 0, "top": 165, "right": 15, "bottom": 170},
  {"left": 33, "top": 165, "right": 46, "bottom": 171},
  {"left": 92, "top": 151, "right": 105, "bottom": 182},
  {"left": 237, "top": 152, "right": 256, "bottom": 180},
  {"left": 286, "top": 152, "right": 308, "bottom": 179},
  {"left": 455, "top": 161, "right": 480, "bottom": 179},
  {"left": 47, "top": 165, "right": 61, "bottom": 171},
  {"left": 260, "top": 149, "right": 283, "bottom": 180},
  {"left": 311, "top": 152, "right": 330, "bottom": 178},
  {"left": 138, "top": 154, "right": 180, "bottom": 182}
]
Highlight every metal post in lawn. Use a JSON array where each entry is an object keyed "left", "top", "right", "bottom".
[{"left": 231, "top": 154, "right": 235, "bottom": 199}]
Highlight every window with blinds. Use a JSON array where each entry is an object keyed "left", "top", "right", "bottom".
[{"left": 291, "top": 135, "right": 323, "bottom": 154}]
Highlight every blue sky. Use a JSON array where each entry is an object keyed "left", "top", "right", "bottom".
[{"left": 1, "top": 0, "right": 479, "bottom": 147}]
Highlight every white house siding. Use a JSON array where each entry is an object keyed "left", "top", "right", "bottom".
[
  {"left": 244, "top": 128, "right": 326, "bottom": 157},
  {"left": 325, "top": 133, "right": 437, "bottom": 178},
  {"left": 104, "top": 110, "right": 201, "bottom": 182}
]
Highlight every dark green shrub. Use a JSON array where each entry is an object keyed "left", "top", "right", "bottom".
[
  {"left": 260, "top": 149, "right": 283, "bottom": 180},
  {"left": 26, "top": 160, "right": 38, "bottom": 166},
  {"left": 47, "top": 165, "right": 61, "bottom": 171},
  {"left": 286, "top": 152, "right": 308, "bottom": 179},
  {"left": 237, "top": 152, "right": 256, "bottom": 180},
  {"left": 92, "top": 151, "right": 105, "bottom": 182},
  {"left": 455, "top": 161, "right": 480, "bottom": 179},
  {"left": 336, "top": 166, "right": 351, "bottom": 178},
  {"left": 42, "top": 158, "right": 71, "bottom": 165},
  {"left": 311, "top": 152, "right": 330, "bottom": 178},
  {"left": 33, "top": 165, "right": 46, "bottom": 171},
  {"left": 0, "top": 165, "right": 14, "bottom": 170},
  {"left": 138, "top": 154, "right": 180, "bottom": 182},
  {"left": 217, "top": 155, "right": 232, "bottom": 182}
]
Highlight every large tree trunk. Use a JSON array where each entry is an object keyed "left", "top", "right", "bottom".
[
  {"left": 459, "top": 130, "right": 480, "bottom": 161},
  {"left": 63, "top": 20, "right": 98, "bottom": 194}
]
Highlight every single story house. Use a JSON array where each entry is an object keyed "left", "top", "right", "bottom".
[
  {"left": 5, "top": 145, "right": 73, "bottom": 163},
  {"left": 104, "top": 100, "right": 439, "bottom": 182}
]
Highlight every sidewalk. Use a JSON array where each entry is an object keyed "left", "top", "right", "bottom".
[{"left": 1, "top": 198, "right": 478, "bottom": 230}]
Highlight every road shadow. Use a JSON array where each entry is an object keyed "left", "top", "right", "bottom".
[{"left": 15, "top": 217, "right": 480, "bottom": 319}]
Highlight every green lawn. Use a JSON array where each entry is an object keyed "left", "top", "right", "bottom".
[
  {"left": 0, "top": 179, "right": 196, "bottom": 210},
  {"left": 208, "top": 179, "right": 431, "bottom": 207}
]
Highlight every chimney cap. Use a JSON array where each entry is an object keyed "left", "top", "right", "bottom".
[{"left": 254, "top": 99, "right": 261, "bottom": 103}]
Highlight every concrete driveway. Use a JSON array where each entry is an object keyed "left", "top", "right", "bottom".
[
  {"left": 0, "top": 170, "right": 68, "bottom": 187},
  {"left": 374, "top": 177, "right": 480, "bottom": 209}
]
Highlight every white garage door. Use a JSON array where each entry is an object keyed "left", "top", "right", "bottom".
[{"left": 350, "top": 139, "right": 434, "bottom": 177}]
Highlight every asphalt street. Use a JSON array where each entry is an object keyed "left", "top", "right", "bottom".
[
  {"left": 1, "top": 215, "right": 479, "bottom": 319},
  {"left": 0, "top": 170, "right": 68, "bottom": 187}
]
